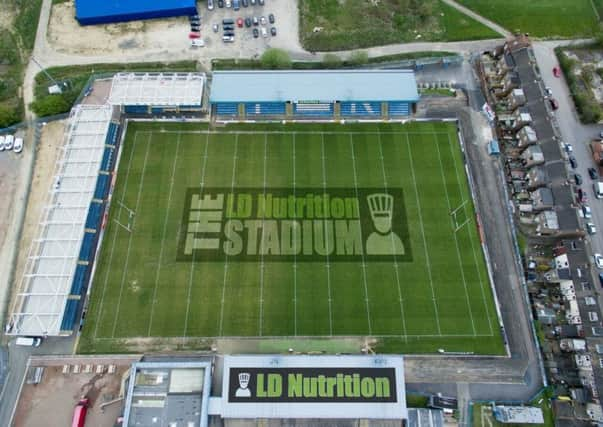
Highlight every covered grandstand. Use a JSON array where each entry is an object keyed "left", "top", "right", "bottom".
[
  {"left": 210, "top": 70, "right": 420, "bottom": 120},
  {"left": 108, "top": 72, "right": 205, "bottom": 114},
  {"left": 8, "top": 105, "right": 119, "bottom": 336},
  {"left": 75, "top": 0, "right": 197, "bottom": 25}
]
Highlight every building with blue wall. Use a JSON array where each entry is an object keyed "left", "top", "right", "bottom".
[
  {"left": 210, "top": 70, "right": 419, "bottom": 120},
  {"left": 75, "top": 0, "right": 197, "bottom": 26}
]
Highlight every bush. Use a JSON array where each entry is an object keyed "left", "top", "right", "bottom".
[
  {"left": 260, "top": 48, "right": 292, "bottom": 69},
  {"left": 30, "top": 94, "right": 71, "bottom": 117},
  {"left": 348, "top": 50, "right": 369, "bottom": 66},
  {"left": 322, "top": 53, "right": 342, "bottom": 68},
  {"left": 0, "top": 105, "right": 21, "bottom": 128}
]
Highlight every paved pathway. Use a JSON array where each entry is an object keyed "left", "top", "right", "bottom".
[{"left": 441, "top": 0, "right": 512, "bottom": 38}]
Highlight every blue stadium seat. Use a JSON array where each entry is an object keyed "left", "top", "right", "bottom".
[
  {"left": 293, "top": 103, "right": 333, "bottom": 116},
  {"left": 340, "top": 102, "right": 382, "bottom": 117},
  {"left": 124, "top": 105, "right": 149, "bottom": 114},
  {"left": 60, "top": 300, "right": 79, "bottom": 331},
  {"left": 388, "top": 101, "right": 410, "bottom": 116},
  {"left": 78, "top": 232, "right": 97, "bottom": 262},
  {"left": 70, "top": 264, "right": 89, "bottom": 296},
  {"left": 244, "top": 102, "right": 286, "bottom": 115},
  {"left": 215, "top": 103, "right": 239, "bottom": 115}
]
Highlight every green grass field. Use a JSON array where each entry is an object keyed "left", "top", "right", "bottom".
[
  {"left": 78, "top": 121, "right": 503, "bottom": 355},
  {"left": 457, "top": 0, "right": 600, "bottom": 38}
]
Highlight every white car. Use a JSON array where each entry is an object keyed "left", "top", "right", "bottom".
[
  {"left": 4, "top": 135, "right": 14, "bottom": 150},
  {"left": 564, "top": 143, "right": 573, "bottom": 153},
  {"left": 261, "top": 26, "right": 268, "bottom": 37},
  {"left": 0, "top": 136, "right": 4, "bottom": 151},
  {"left": 190, "top": 39, "right": 205, "bottom": 47},
  {"left": 13, "top": 137, "right": 23, "bottom": 153},
  {"left": 583, "top": 205, "right": 592, "bottom": 219},
  {"left": 587, "top": 222, "right": 597, "bottom": 234},
  {"left": 595, "top": 253, "right": 603, "bottom": 269}
]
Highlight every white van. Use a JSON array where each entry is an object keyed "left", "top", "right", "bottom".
[
  {"left": 594, "top": 182, "right": 603, "bottom": 199},
  {"left": 15, "top": 337, "right": 42, "bottom": 347}
]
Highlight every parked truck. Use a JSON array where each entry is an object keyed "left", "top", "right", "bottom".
[{"left": 72, "top": 398, "right": 89, "bottom": 427}]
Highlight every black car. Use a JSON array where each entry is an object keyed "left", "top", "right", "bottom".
[
  {"left": 189, "top": 14, "right": 200, "bottom": 20},
  {"left": 270, "top": 26, "right": 276, "bottom": 36},
  {"left": 258, "top": 0, "right": 264, "bottom": 5},
  {"left": 575, "top": 173, "right": 583, "bottom": 185},
  {"left": 218, "top": 0, "right": 224, "bottom": 7},
  {"left": 569, "top": 156, "right": 578, "bottom": 169},
  {"left": 599, "top": 272, "right": 603, "bottom": 288},
  {"left": 223, "top": 24, "right": 234, "bottom": 31},
  {"left": 224, "top": 30, "right": 235, "bottom": 37},
  {"left": 245, "top": 17, "right": 252, "bottom": 27},
  {"left": 268, "top": 13, "right": 275, "bottom": 23},
  {"left": 242, "top": 0, "right": 249, "bottom": 6},
  {"left": 589, "top": 167, "right": 599, "bottom": 180},
  {"left": 252, "top": 28, "right": 259, "bottom": 38}
]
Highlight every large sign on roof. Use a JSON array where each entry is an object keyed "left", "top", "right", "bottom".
[{"left": 221, "top": 355, "right": 407, "bottom": 419}]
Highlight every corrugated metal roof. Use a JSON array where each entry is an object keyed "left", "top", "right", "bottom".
[
  {"left": 210, "top": 70, "right": 419, "bottom": 103},
  {"left": 75, "top": 0, "right": 197, "bottom": 25}
]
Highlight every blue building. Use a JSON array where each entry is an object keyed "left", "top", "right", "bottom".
[
  {"left": 210, "top": 70, "right": 420, "bottom": 119},
  {"left": 75, "top": 0, "right": 197, "bottom": 26}
]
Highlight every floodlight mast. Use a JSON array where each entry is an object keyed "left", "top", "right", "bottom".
[{"left": 31, "top": 56, "right": 61, "bottom": 87}]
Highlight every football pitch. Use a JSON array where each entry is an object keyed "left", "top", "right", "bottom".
[{"left": 79, "top": 121, "right": 504, "bottom": 354}]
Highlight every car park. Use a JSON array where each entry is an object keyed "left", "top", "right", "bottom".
[
  {"left": 587, "top": 223, "right": 597, "bottom": 234},
  {"left": 0, "top": 136, "right": 4, "bottom": 151},
  {"left": 569, "top": 156, "right": 578, "bottom": 169},
  {"left": 245, "top": 17, "right": 252, "bottom": 27},
  {"left": 589, "top": 167, "right": 599, "bottom": 180},
  {"left": 261, "top": 26, "right": 268, "bottom": 37},
  {"left": 4, "top": 134, "right": 14, "bottom": 150},
  {"left": 260, "top": 16, "right": 266, "bottom": 25},
  {"left": 270, "top": 26, "right": 276, "bottom": 36},
  {"left": 574, "top": 173, "right": 583, "bottom": 185},
  {"left": 595, "top": 253, "right": 603, "bottom": 269},
  {"left": 583, "top": 205, "right": 592, "bottom": 219},
  {"left": 553, "top": 66, "right": 561, "bottom": 77},
  {"left": 13, "top": 137, "right": 23, "bottom": 153},
  {"left": 252, "top": 28, "right": 259, "bottom": 38},
  {"left": 237, "top": 17, "right": 244, "bottom": 27},
  {"left": 269, "top": 13, "right": 275, "bottom": 23}
]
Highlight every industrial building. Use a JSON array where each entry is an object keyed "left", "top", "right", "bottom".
[
  {"left": 75, "top": 0, "right": 197, "bottom": 26},
  {"left": 210, "top": 70, "right": 419, "bottom": 120}
]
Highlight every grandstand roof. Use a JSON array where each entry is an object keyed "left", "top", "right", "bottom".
[
  {"left": 75, "top": 0, "right": 197, "bottom": 25},
  {"left": 8, "top": 105, "right": 112, "bottom": 337},
  {"left": 210, "top": 70, "right": 419, "bottom": 103},
  {"left": 108, "top": 73, "right": 205, "bottom": 107}
]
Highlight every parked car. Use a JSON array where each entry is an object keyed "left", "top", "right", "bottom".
[
  {"left": 594, "top": 253, "right": 603, "bottom": 269},
  {"left": 600, "top": 130, "right": 603, "bottom": 139},
  {"left": 549, "top": 98, "right": 559, "bottom": 110},
  {"left": 245, "top": 17, "right": 252, "bottom": 27},
  {"left": 222, "top": 18, "right": 234, "bottom": 25},
  {"left": 260, "top": 15, "right": 266, "bottom": 25},
  {"left": 569, "top": 156, "right": 578, "bottom": 169},
  {"left": 587, "top": 222, "right": 597, "bottom": 235},
  {"left": 189, "top": 14, "right": 200, "bottom": 20},
  {"left": 190, "top": 25, "right": 200, "bottom": 31},
  {"left": 242, "top": 0, "right": 249, "bottom": 6},
  {"left": 208, "top": 0, "right": 215, "bottom": 9},
  {"left": 225, "top": 0, "right": 232, "bottom": 7},
  {"left": 233, "top": 0, "right": 240, "bottom": 10},
  {"left": 0, "top": 136, "right": 4, "bottom": 151},
  {"left": 237, "top": 17, "right": 244, "bottom": 27},
  {"left": 223, "top": 24, "right": 234, "bottom": 31},
  {"left": 564, "top": 143, "right": 573, "bottom": 153},
  {"left": 223, "top": 31, "right": 235, "bottom": 37},
  {"left": 270, "top": 26, "right": 276, "bottom": 36},
  {"left": 222, "top": 35, "right": 235, "bottom": 42},
  {"left": 577, "top": 188, "right": 587, "bottom": 203},
  {"left": 553, "top": 66, "right": 561, "bottom": 77},
  {"left": 545, "top": 86, "right": 552, "bottom": 97},
  {"left": 218, "top": 0, "right": 224, "bottom": 7},
  {"left": 4, "top": 134, "right": 13, "bottom": 150},
  {"left": 252, "top": 28, "right": 259, "bottom": 38},
  {"left": 574, "top": 173, "right": 583, "bottom": 185},
  {"left": 589, "top": 167, "right": 599, "bottom": 180},
  {"left": 261, "top": 26, "right": 268, "bottom": 37},
  {"left": 252, "top": 16, "right": 259, "bottom": 26},
  {"left": 191, "top": 38, "right": 205, "bottom": 47},
  {"left": 268, "top": 13, "right": 275, "bottom": 23},
  {"left": 213, "top": 23, "right": 219, "bottom": 32},
  {"left": 258, "top": 0, "right": 264, "bottom": 5},
  {"left": 583, "top": 205, "right": 593, "bottom": 219},
  {"left": 13, "top": 137, "right": 23, "bottom": 153},
  {"left": 189, "top": 32, "right": 201, "bottom": 38},
  {"left": 599, "top": 272, "right": 603, "bottom": 287},
  {"left": 250, "top": 0, "right": 256, "bottom": 4}
]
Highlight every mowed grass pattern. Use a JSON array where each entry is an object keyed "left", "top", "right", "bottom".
[{"left": 80, "top": 122, "right": 503, "bottom": 354}]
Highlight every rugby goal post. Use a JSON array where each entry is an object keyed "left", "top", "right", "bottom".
[
  {"left": 450, "top": 200, "right": 471, "bottom": 233},
  {"left": 113, "top": 200, "right": 135, "bottom": 233}
]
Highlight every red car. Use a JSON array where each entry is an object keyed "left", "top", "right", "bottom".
[
  {"left": 553, "top": 66, "right": 561, "bottom": 77},
  {"left": 189, "top": 32, "right": 201, "bottom": 39},
  {"left": 237, "top": 17, "right": 244, "bottom": 27},
  {"left": 549, "top": 98, "right": 559, "bottom": 110}
]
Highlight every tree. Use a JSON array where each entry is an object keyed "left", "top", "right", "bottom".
[
  {"left": 0, "top": 105, "right": 20, "bottom": 128},
  {"left": 322, "top": 53, "right": 342, "bottom": 68},
  {"left": 30, "top": 95, "right": 70, "bottom": 117},
  {"left": 348, "top": 50, "right": 369, "bottom": 65},
  {"left": 260, "top": 48, "right": 292, "bottom": 69}
]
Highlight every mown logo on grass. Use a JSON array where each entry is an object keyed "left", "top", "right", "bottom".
[
  {"left": 178, "top": 187, "right": 411, "bottom": 262},
  {"left": 228, "top": 367, "right": 397, "bottom": 403}
]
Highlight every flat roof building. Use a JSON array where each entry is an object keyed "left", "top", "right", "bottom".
[{"left": 75, "top": 0, "right": 197, "bottom": 25}]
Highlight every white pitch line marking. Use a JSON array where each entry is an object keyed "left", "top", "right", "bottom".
[{"left": 320, "top": 133, "right": 334, "bottom": 336}]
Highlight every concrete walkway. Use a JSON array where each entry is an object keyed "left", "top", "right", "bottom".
[{"left": 441, "top": 0, "right": 512, "bottom": 38}]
